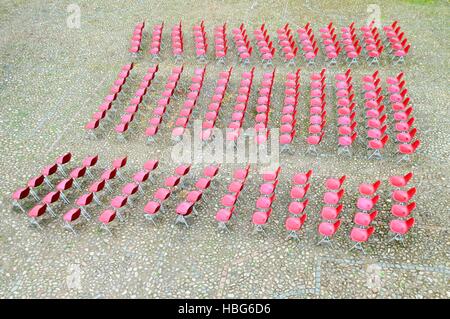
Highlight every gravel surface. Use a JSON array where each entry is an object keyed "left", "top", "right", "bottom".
[{"left": 0, "top": 0, "right": 449, "bottom": 299}]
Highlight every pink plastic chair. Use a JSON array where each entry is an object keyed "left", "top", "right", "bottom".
[
  {"left": 398, "top": 140, "right": 420, "bottom": 162},
  {"left": 288, "top": 199, "right": 309, "bottom": 215},
  {"left": 358, "top": 180, "right": 381, "bottom": 196},
  {"left": 285, "top": 214, "right": 307, "bottom": 240},
  {"left": 368, "top": 135, "right": 389, "bottom": 160},
  {"left": 389, "top": 218, "right": 415, "bottom": 243},
  {"left": 292, "top": 170, "right": 313, "bottom": 185},
  {"left": 41, "top": 163, "right": 58, "bottom": 188},
  {"left": 25, "top": 176, "right": 43, "bottom": 202},
  {"left": 356, "top": 195, "right": 379, "bottom": 211},
  {"left": 42, "top": 191, "right": 61, "bottom": 217},
  {"left": 317, "top": 220, "right": 341, "bottom": 245},
  {"left": 260, "top": 181, "right": 278, "bottom": 196},
  {"left": 349, "top": 226, "right": 375, "bottom": 253},
  {"left": 143, "top": 201, "right": 162, "bottom": 224},
  {"left": 56, "top": 178, "right": 74, "bottom": 204},
  {"left": 28, "top": 203, "right": 48, "bottom": 229},
  {"left": 391, "top": 202, "right": 416, "bottom": 218},
  {"left": 56, "top": 152, "right": 72, "bottom": 176},
  {"left": 110, "top": 196, "right": 128, "bottom": 220},
  {"left": 252, "top": 208, "right": 273, "bottom": 234},
  {"left": 306, "top": 132, "right": 324, "bottom": 155},
  {"left": 63, "top": 208, "right": 81, "bottom": 234},
  {"left": 112, "top": 156, "right": 128, "bottom": 181},
  {"left": 215, "top": 207, "right": 235, "bottom": 231},
  {"left": 75, "top": 193, "right": 94, "bottom": 220},
  {"left": 290, "top": 184, "right": 310, "bottom": 200},
  {"left": 323, "top": 189, "right": 345, "bottom": 205},
  {"left": 122, "top": 183, "right": 139, "bottom": 206},
  {"left": 175, "top": 202, "right": 194, "bottom": 227},
  {"left": 98, "top": 210, "right": 116, "bottom": 234},
  {"left": 70, "top": 166, "right": 87, "bottom": 189},
  {"left": 325, "top": 176, "right": 346, "bottom": 190},
  {"left": 82, "top": 155, "right": 99, "bottom": 178},
  {"left": 12, "top": 187, "right": 30, "bottom": 213},
  {"left": 354, "top": 211, "right": 378, "bottom": 227},
  {"left": 321, "top": 204, "right": 343, "bottom": 220},
  {"left": 392, "top": 187, "right": 416, "bottom": 203}
]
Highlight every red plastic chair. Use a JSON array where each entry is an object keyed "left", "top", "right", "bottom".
[
  {"left": 317, "top": 220, "right": 341, "bottom": 245},
  {"left": 285, "top": 214, "right": 307, "bottom": 240},
  {"left": 98, "top": 210, "right": 117, "bottom": 234},
  {"left": 349, "top": 226, "right": 375, "bottom": 253},
  {"left": 11, "top": 187, "right": 30, "bottom": 213},
  {"left": 389, "top": 218, "right": 415, "bottom": 243}
]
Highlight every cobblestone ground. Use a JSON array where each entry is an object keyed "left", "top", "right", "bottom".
[{"left": 0, "top": 0, "right": 449, "bottom": 298}]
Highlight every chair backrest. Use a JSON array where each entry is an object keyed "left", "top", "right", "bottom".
[
  {"left": 334, "top": 220, "right": 341, "bottom": 230},
  {"left": 367, "top": 226, "right": 375, "bottom": 237},
  {"left": 372, "top": 195, "right": 380, "bottom": 205},
  {"left": 406, "top": 217, "right": 415, "bottom": 229}
]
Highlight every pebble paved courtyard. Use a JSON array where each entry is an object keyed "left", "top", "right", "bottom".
[{"left": 0, "top": 0, "right": 449, "bottom": 298}]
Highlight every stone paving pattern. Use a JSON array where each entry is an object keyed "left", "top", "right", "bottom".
[{"left": 0, "top": 0, "right": 449, "bottom": 298}]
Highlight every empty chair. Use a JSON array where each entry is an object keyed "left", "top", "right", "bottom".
[
  {"left": 82, "top": 155, "right": 99, "bottom": 178},
  {"left": 285, "top": 214, "right": 307, "bottom": 241},
  {"left": 112, "top": 156, "right": 128, "bottom": 181},
  {"left": 290, "top": 184, "right": 310, "bottom": 200},
  {"left": 368, "top": 135, "right": 389, "bottom": 160},
  {"left": 11, "top": 187, "right": 31, "bottom": 213},
  {"left": 56, "top": 178, "right": 74, "bottom": 204},
  {"left": 391, "top": 202, "right": 416, "bottom": 218},
  {"left": 288, "top": 199, "right": 309, "bottom": 216},
  {"left": 252, "top": 208, "right": 273, "bottom": 234},
  {"left": 353, "top": 211, "right": 378, "bottom": 227},
  {"left": 110, "top": 196, "right": 128, "bottom": 220},
  {"left": 165, "top": 175, "right": 181, "bottom": 189},
  {"left": 63, "top": 208, "right": 82, "bottom": 234},
  {"left": 260, "top": 181, "right": 278, "bottom": 196},
  {"left": 121, "top": 183, "right": 139, "bottom": 206},
  {"left": 325, "top": 176, "right": 346, "bottom": 190},
  {"left": 98, "top": 210, "right": 117, "bottom": 234},
  {"left": 292, "top": 170, "right": 313, "bottom": 185},
  {"left": 143, "top": 159, "right": 159, "bottom": 173},
  {"left": 356, "top": 195, "right": 379, "bottom": 212},
  {"left": 28, "top": 203, "right": 48, "bottom": 229},
  {"left": 358, "top": 180, "right": 381, "bottom": 196},
  {"left": 392, "top": 187, "right": 416, "bottom": 203},
  {"left": 321, "top": 204, "right": 343, "bottom": 220},
  {"left": 203, "top": 165, "right": 220, "bottom": 180},
  {"left": 389, "top": 218, "right": 415, "bottom": 243},
  {"left": 41, "top": 191, "right": 61, "bottom": 217},
  {"left": 215, "top": 207, "right": 235, "bottom": 231},
  {"left": 323, "top": 189, "right": 345, "bottom": 205},
  {"left": 175, "top": 202, "right": 194, "bottom": 227},
  {"left": 69, "top": 166, "right": 87, "bottom": 189},
  {"left": 41, "top": 163, "right": 58, "bottom": 187},
  {"left": 398, "top": 140, "right": 420, "bottom": 162},
  {"left": 27, "top": 175, "right": 44, "bottom": 201},
  {"left": 75, "top": 193, "right": 94, "bottom": 220},
  {"left": 317, "top": 220, "right": 341, "bottom": 245},
  {"left": 143, "top": 200, "right": 163, "bottom": 224},
  {"left": 262, "top": 167, "right": 281, "bottom": 182},
  {"left": 349, "top": 226, "right": 375, "bottom": 253},
  {"left": 256, "top": 194, "right": 276, "bottom": 211},
  {"left": 56, "top": 152, "right": 72, "bottom": 176},
  {"left": 233, "top": 165, "right": 251, "bottom": 181}
]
